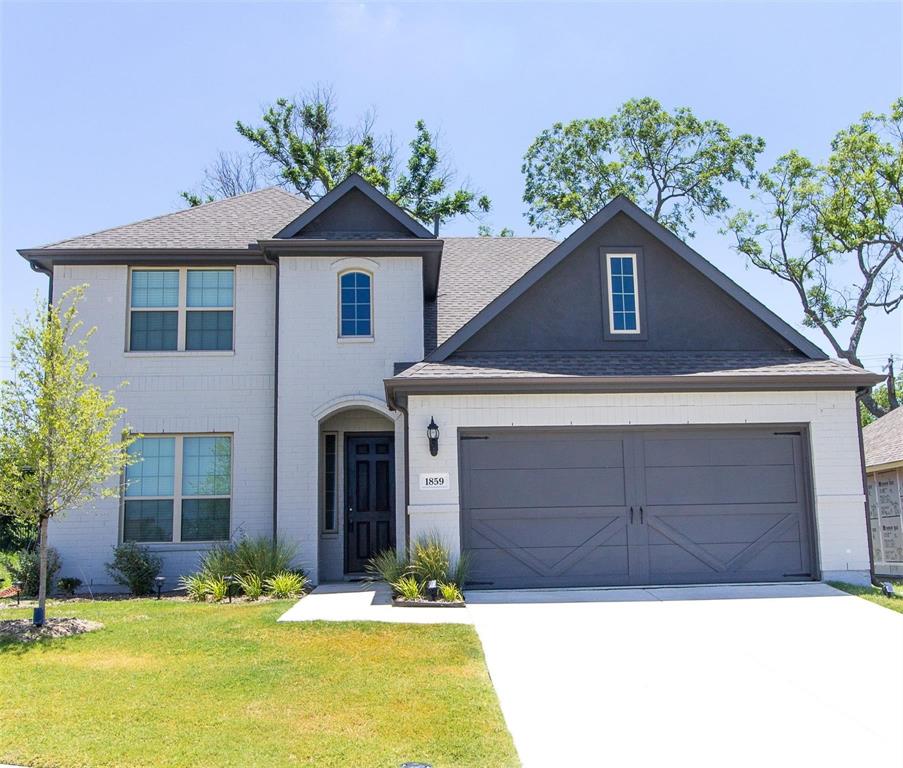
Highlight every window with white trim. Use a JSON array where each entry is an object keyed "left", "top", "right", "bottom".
[
  {"left": 339, "top": 270, "right": 372, "bottom": 337},
  {"left": 123, "top": 435, "right": 232, "bottom": 543},
  {"left": 128, "top": 268, "right": 234, "bottom": 351},
  {"left": 606, "top": 253, "right": 641, "bottom": 334}
]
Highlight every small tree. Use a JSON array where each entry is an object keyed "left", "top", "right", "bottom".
[
  {"left": 726, "top": 99, "right": 903, "bottom": 418},
  {"left": 0, "top": 287, "right": 135, "bottom": 624},
  {"left": 522, "top": 97, "right": 764, "bottom": 237}
]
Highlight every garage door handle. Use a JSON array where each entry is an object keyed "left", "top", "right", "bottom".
[
  {"left": 629, "top": 506, "right": 634, "bottom": 524},
  {"left": 639, "top": 507, "right": 644, "bottom": 524}
]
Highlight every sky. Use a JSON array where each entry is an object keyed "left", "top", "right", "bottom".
[{"left": 1, "top": 1, "right": 901, "bottom": 377}]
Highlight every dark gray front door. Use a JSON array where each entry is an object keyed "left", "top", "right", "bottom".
[
  {"left": 460, "top": 427, "right": 815, "bottom": 589},
  {"left": 345, "top": 434, "right": 395, "bottom": 573}
]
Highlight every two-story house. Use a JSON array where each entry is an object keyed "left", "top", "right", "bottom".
[{"left": 19, "top": 174, "right": 881, "bottom": 590}]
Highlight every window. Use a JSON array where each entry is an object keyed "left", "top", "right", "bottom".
[
  {"left": 128, "top": 268, "right": 234, "bottom": 351},
  {"left": 123, "top": 435, "right": 232, "bottom": 543},
  {"left": 129, "top": 270, "right": 179, "bottom": 351},
  {"left": 606, "top": 253, "right": 640, "bottom": 334},
  {"left": 339, "top": 271, "right": 372, "bottom": 337},
  {"left": 322, "top": 433, "right": 337, "bottom": 533}
]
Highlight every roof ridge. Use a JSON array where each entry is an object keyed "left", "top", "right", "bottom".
[{"left": 38, "top": 187, "right": 306, "bottom": 248}]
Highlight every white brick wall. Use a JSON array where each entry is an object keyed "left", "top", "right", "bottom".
[
  {"left": 48, "top": 264, "right": 276, "bottom": 590},
  {"left": 276, "top": 256, "right": 423, "bottom": 582},
  {"left": 406, "top": 389, "right": 870, "bottom": 584}
]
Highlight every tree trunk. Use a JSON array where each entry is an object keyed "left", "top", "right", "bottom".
[
  {"left": 35, "top": 515, "right": 48, "bottom": 627},
  {"left": 886, "top": 357, "right": 899, "bottom": 410}
]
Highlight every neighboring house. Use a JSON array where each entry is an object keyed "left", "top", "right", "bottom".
[
  {"left": 19, "top": 174, "right": 882, "bottom": 591},
  {"left": 863, "top": 407, "right": 903, "bottom": 577}
]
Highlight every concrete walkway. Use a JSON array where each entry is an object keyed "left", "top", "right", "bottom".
[
  {"left": 278, "top": 582, "right": 472, "bottom": 624},
  {"left": 468, "top": 583, "right": 903, "bottom": 768}
]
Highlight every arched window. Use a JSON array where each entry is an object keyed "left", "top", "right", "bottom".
[{"left": 339, "top": 271, "right": 372, "bottom": 337}]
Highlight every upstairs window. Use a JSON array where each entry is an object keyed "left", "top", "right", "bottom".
[
  {"left": 339, "top": 271, "right": 372, "bottom": 337},
  {"left": 128, "top": 268, "right": 234, "bottom": 352},
  {"left": 606, "top": 253, "right": 640, "bottom": 334},
  {"left": 123, "top": 434, "right": 232, "bottom": 543}
]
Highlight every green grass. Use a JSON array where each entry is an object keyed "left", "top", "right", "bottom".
[
  {"left": 829, "top": 580, "right": 903, "bottom": 614},
  {"left": 0, "top": 599, "right": 519, "bottom": 768}
]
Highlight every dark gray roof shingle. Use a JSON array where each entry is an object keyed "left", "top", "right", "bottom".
[
  {"left": 393, "top": 351, "right": 876, "bottom": 381},
  {"left": 425, "top": 237, "right": 558, "bottom": 351},
  {"left": 863, "top": 406, "right": 903, "bottom": 469},
  {"left": 39, "top": 187, "right": 311, "bottom": 250}
]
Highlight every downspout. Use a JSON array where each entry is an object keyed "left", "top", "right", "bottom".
[
  {"left": 387, "top": 387, "right": 412, "bottom": 555},
  {"left": 30, "top": 261, "right": 53, "bottom": 306},
  {"left": 855, "top": 388, "right": 877, "bottom": 585},
  {"left": 263, "top": 251, "right": 279, "bottom": 545}
]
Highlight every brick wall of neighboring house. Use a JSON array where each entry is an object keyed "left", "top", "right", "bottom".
[{"left": 406, "top": 389, "right": 871, "bottom": 585}]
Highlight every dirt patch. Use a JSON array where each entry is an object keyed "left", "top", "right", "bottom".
[{"left": 0, "top": 617, "right": 103, "bottom": 643}]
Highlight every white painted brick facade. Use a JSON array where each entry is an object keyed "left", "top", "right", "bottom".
[
  {"left": 276, "top": 256, "right": 422, "bottom": 582},
  {"left": 48, "top": 264, "right": 276, "bottom": 590},
  {"left": 406, "top": 390, "right": 871, "bottom": 584}
]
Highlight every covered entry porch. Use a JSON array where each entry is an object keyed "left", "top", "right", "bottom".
[{"left": 314, "top": 397, "right": 406, "bottom": 582}]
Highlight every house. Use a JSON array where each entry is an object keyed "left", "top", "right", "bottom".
[
  {"left": 863, "top": 407, "right": 903, "bottom": 577},
  {"left": 19, "top": 174, "right": 883, "bottom": 591}
]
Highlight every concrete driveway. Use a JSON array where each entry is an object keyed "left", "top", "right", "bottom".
[{"left": 467, "top": 583, "right": 903, "bottom": 768}]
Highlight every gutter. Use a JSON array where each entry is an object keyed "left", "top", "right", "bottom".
[
  {"left": 262, "top": 251, "right": 280, "bottom": 545},
  {"left": 385, "top": 371, "right": 886, "bottom": 402}
]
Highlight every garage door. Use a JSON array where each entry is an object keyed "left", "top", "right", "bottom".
[{"left": 460, "top": 427, "right": 816, "bottom": 588}]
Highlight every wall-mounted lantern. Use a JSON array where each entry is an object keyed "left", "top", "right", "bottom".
[{"left": 427, "top": 417, "right": 440, "bottom": 457}]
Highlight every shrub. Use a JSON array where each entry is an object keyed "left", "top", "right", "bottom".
[
  {"left": 57, "top": 577, "right": 82, "bottom": 596},
  {"left": 205, "top": 576, "right": 229, "bottom": 602},
  {"left": 392, "top": 575, "right": 423, "bottom": 601},
  {"left": 364, "top": 549, "right": 406, "bottom": 590},
  {"left": 105, "top": 542, "right": 162, "bottom": 596},
  {"left": 409, "top": 535, "right": 451, "bottom": 584},
  {"left": 180, "top": 573, "right": 209, "bottom": 601},
  {"left": 12, "top": 547, "right": 62, "bottom": 597},
  {"left": 0, "top": 551, "right": 20, "bottom": 589},
  {"left": 438, "top": 582, "right": 463, "bottom": 602},
  {"left": 236, "top": 572, "right": 263, "bottom": 600},
  {"left": 264, "top": 570, "right": 307, "bottom": 599},
  {"left": 449, "top": 551, "right": 471, "bottom": 589},
  {"left": 198, "top": 536, "right": 298, "bottom": 583}
]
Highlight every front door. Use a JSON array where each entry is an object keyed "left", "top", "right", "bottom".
[{"left": 345, "top": 434, "right": 395, "bottom": 573}]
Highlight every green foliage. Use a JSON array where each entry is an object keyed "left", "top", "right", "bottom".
[
  {"left": 0, "top": 551, "right": 15, "bottom": 588},
  {"left": 236, "top": 572, "right": 263, "bottom": 600},
  {"left": 523, "top": 97, "right": 764, "bottom": 237},
  {"left": 392, "top": 575, "right": 424, "bottom": 601},
  {"left": 0, "top": 507, "right": 36, "bottom": 552},
  {"left": 198, "top": 536, "right": 298, "bottom": 582},
  {"left": 179, "top": 191, "right": 214, "bottom": 208},
  {"left": 726, "top": 99, "right": 903, "bottom": 419},
  {"left": 205, "top": 576, "right": 229, "bottom": 603},
  {"left": 364, "top": 549, "right": 407, "bottom": 588},
  {"left": 12, "top": 547, "right": 61, "bottom": 597},
  {"left": 264, "top": 570, "right": 308, "bottom": 599},
  {"left": 409, "top": 535, "right": 452, "bottom": 584},
  {"left": 57, "top": 576, "right": 82, "bottom": 596},
  {"left": 180, "top": 573, "right": 209, "bottom": 602},
  {"left": 438, "top": 582, "right": 464, "bottom": 602},
  {"left": 478, "top": 224, "right": 514, "bottom": 237},
  {"left": 0, "top": 287, "right": 136, "bottom": 615},
  {"left": 230, "top": 88, "right": 489, "bottom": 227},
  {"left": 105, "top": 542, "right": 162, "bottom": 596},
  {"left": 860, "top": 373, "right": 902, "bottom": 426}
]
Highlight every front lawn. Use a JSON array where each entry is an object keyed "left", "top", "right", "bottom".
[
  {"left": 0, "top": 599, "right": 518, "bottom": 768},
  {"left": 829, "top": 580, "right": 903, "bottom": 614}
]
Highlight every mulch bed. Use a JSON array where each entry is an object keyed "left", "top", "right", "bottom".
[{"left": 0, "top": 617, "right": 103, "bottom": 643}]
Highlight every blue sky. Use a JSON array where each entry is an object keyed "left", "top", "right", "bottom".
[{"left": 2, "top": 1, "right": 901, "bottom": 375}]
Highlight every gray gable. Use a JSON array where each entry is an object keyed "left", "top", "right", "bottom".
[
  {"left": 427, "top": 196, "right": 827, "bottom": 361},
  {"left": 275, "top": 173, "right": 434, "bottom": 240}
]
